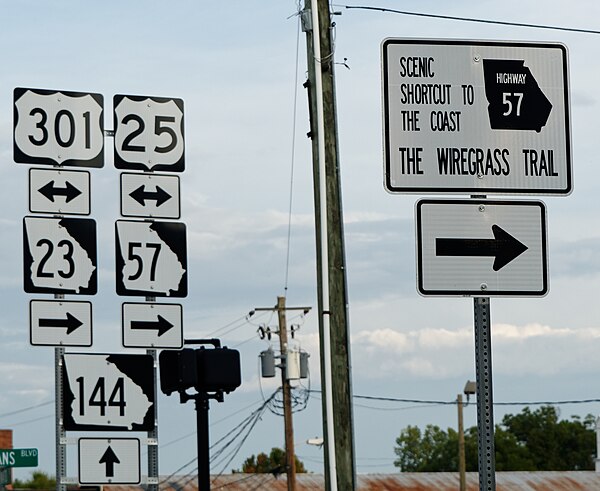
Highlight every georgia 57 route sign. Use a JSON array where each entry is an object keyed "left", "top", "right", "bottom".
[
  {"left": 382, "top": 39, "right": 571, "bottom": 194},
  {"left": 14, "top": 88, "right": 104, "bottom": 167},
  {"left": 113, "top": 94, "right": 184, "bottom": 172},
  {"left": 416, "top": 199, "right": 547, "bottom": 296},
  {"left": 62, "top": 353, "right": 155, "bottom": 431},
  {"left": 115, "top": 220, "right": 187, "bottom": 297}
]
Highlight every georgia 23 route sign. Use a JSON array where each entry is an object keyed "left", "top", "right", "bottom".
[
  {"left": 382, "top": 40, "right": 571, "bottom": 194},
  {"left": 23, "top": 216, "right": 97, "bottom": 295},
  {"left": 113, "top": 94, "right": 184, "bottom": 172},
  {"left": 14, "top": 88, "right": 104, "bottom": 167}
]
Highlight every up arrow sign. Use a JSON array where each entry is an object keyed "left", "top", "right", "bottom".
[
  {"left": 78, "top": 438, "right": 140, "bottom": 485},
  {"left": 99, "top": 446, "right": 120, "bottom": 477},
  {"left": 436, "top": 224, "right": 528, "bottom": 271}
]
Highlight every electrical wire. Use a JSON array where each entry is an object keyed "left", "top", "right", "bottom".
[
  {"left": 304, "top": 389, "right": 600, "bottom": 407},
  {"left": 338, "top": 4, "right": 600, "bottom": 35},
  {"left": 284, "top": 0, "right": 303, "bottom": 295},
  {"left": 159, "top": 391, "right": 279, "bottom": 488},
  {"left": 0, "top": 400, "right": 53, "bottom": 419},
  {"left": 5, "top": 414, "right": 53, "bottom": 427}
]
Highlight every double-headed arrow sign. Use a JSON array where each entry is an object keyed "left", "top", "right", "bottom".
[
  {"left": 29, "top": 168, "right": 90, "bottom": 215},
  {"left": 129, "top": 185, "right": 172, "bottom": 207},
  {"left": 416, "top": 199, "right": 547, "bottom": 296},
  {"left": 38, "top": 180, "right": 82, "bottom": 203},
  {"left": 120, "top": 173, "right": 180, "bottom": 219}
]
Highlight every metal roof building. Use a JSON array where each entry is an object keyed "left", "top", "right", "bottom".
[{"left": 105, "top": 472, "right": 600, "bottom": 490}]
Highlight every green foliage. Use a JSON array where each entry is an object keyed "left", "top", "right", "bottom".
[
  {"left": 394, "top": 406, "right": 596, "bottom": 472},
  {"left": 12, "top": 471, "right": 56, "bottom": 489},
  {"left": 237, "top": 447, "right": 307, "bottom": 475},
  {"left": 394, "top": 425, "right": 459, "bottom": 471}
]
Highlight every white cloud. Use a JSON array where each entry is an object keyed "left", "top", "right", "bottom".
[{"left": 348, "top": 322, "right": 600, "bottom": 380}]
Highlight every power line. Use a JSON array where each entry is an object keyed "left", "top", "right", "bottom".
[
  {"left": 338, "top": 4, "right": 600, "bottom": 35},
  {"left": 0, "top": 400, "right": 53, "bottom": 419},
  {"left": 284, "top": 1, "right": 304, "bottom": 295},
  {"left": 305, "top": 389, "right": 600, "bottom": 407}
]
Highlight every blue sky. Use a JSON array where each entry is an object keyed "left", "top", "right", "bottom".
[{"left": 2, "top": 0, "right": 600, "bottom": 482}]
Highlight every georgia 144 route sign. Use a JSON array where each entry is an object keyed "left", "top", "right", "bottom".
[
  {"left": 382, "top": 39, "right": 571, "bottom": 195},
  {"left": 62, "top": 353, "right": 155, "bottom": 431}
]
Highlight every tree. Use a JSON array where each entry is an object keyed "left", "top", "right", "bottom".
[
  {"left": 394, "top": 425, "right": 458, "bottom": 471},
  {"left": 12, "top": 471, "right": 56, "bottom": 489},
  {"left": 237, "top": 447, "right": 307, "bottom": 475},
  {"left": 393, "top": 406, "right": 596, "bottom": 472},
  {"left": 500, "top": 406, "right": 596, "bottom": 470}
]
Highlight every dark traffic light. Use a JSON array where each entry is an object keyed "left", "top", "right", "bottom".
[{"left": 159, "top": 347, "right": 241, "bottom": 396}]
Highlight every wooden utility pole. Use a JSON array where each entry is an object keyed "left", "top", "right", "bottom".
[
  {"left": 277, "top": 296, "right": 297, "bottom": 491},
  {"left": 302, "top": 1, "right": 356, "bottom": 490},
  {"left": 255, "top": 298, "right": 311, "bottom": 491}
]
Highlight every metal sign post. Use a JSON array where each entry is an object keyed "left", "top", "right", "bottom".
[
  {"left": 55, "top": 347, "right": 67, "bottom": 491},
  {"left": 474, "top": 297, "right": 496, "bottom": 491}
]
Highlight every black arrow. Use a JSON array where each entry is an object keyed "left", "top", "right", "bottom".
[
  {"left": 129, "top": 185, "right": 172, "bottom": 207},
  {"left": 39, "top": 313, "right": 83, "bottom": 335},
  {"left": 38, "top": 180, "right": 82, "bottom": 203},
  {"left": 131, "top": 315, "right": 174, "bottom": 337},
  {"left": 99, "top": 446, "right": 120, "bottom": 478},
  {"left": 435, "top": 224, "right": 528, "bottom": 271}
]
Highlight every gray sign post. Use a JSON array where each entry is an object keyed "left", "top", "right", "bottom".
[{"left": 474, "top": 298, "right": 495, "bottom": 490}]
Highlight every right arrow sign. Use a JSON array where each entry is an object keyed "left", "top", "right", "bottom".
[
  {"left": 416, "top": 199, "right": 547, "bottom": 296},
  {"left": 122, "top": 302, "right": 183, "bottom": 348},
  {"left": 30, "top": 299, "right": 92, "bottom": 347},
  {"left": 436, "top": 224, "right": 528, "bottom": 272}
]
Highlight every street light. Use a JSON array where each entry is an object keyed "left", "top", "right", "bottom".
[{"left": 459, "top": 380, "right": 476, "bottom": 491}]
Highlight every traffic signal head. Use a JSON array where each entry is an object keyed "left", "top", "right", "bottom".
[
  {"left": 159, "top": 347, "right": 242, "bottom": 396},
  {"left": 159, "top": 348, "right": 197, "bottom": 395},
  {"left": 195, "top": 347, "right": 241, "bottom": 393}
]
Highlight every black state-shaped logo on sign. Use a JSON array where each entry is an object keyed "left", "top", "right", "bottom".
[{"left": 483, "top": 59, "right": 552, "bottom": 133}]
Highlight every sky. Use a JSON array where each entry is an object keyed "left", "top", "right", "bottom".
[{"left": 2, "top": 0, "right": 600, "bottom": 483}]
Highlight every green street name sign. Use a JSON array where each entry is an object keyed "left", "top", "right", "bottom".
[{"left": 0, "top": 448, "right": 38, "bottom": 468}]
